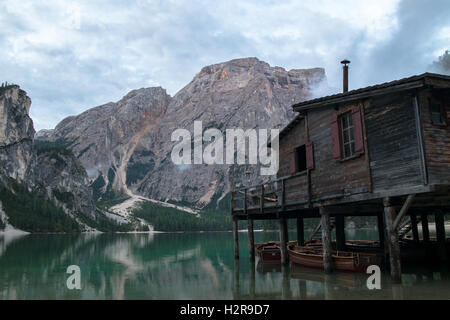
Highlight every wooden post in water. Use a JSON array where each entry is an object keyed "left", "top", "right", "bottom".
[
  {"left": 233, "top": 217, "right": 239, "bottom": 259},
  {"left": 320, "top": 207, "right": 333, "bottom": 273},
  {"left": 383, "top": 197, "right": 401, "bottom": 282},
  {"left": 297, "top": 218, "right": 305, "bottom": 246},
  {"left": 279, "top": 217, "right": 289, "bottom": 265},
  {"left": 233, "top": 258, "right": 240, "bottom": 299},
  {"left": 249, "top": 260, "right": 256, "bottom": 298},
  {"left": 410, "top": 215, "right": 419, "bottom": 243},
  {"left": 335, "top": 215, "right": 346, "bottom": 251},
  {"left": 248, "top": 218, "right": 255, "bottom": 261},
  {"left": 435, "top": 212, "right": 447, "bottom": 261},
  {"left": 377, "top": 213, "right": 385, "bottom": 250},
  {"left": 421, "top": 214, "right": 430, "bottom": 244}
]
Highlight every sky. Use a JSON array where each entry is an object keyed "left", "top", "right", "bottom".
[{"left": 1, "top": 0, "right": 449, "bottom": 131}]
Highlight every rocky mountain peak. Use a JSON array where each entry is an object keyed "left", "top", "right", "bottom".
[{"left": 38, "top": 58, "right": 326, "bottom": 209}]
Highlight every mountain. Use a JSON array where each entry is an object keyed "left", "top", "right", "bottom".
[
  {"left": 39, "top": 58, "right": 325, "bottom": 212},
  {"left": 0, "top": 85, "right": 129, "bottom": 232}
]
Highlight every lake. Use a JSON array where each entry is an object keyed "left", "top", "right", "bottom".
[{"left": 0, "top": 230, "right": 449, "bottom": 300}]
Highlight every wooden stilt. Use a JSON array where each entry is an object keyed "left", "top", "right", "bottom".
[
  {"left": 297, "top": 218, "right": 304, "bottom": 246},
  {"left": 233, "top": 259, "right": 240, "bottom": 299},
  {"left": 410, "top": 215, "right": 419, "bottom": 243},
  {"left": 248, "top": 218, "right": 255, "bottom": 261},
  {"left": 279, "top": 217, "right": 288, "bottom": 265},
  {"left": 320, "top": 208, "right": 333, "bottom": 273},
  {"left": 435, "top": 212, "right": 447, "bottom": 261},
  {"left": 421, "top": 214, "right": 430, "bottom": 244},
  {"left": 249, "top": 260, "right": 255, "bottom": 298},
  {"left": 281, "top": 264, "right": 291, "bottom": 299},
  {"left": 383, "top": 197, "right": 401, "bottom": 283},
  {"left": 335, "top": 215, "right": 346, "bottom": 251},
  {"left": 233, "top": 217, "right": 239, "bottom": 259},
  {"left": 377, "top": 213, "right": 385, "bottom": 250},
  {"left": 298, "top": 280, "right": 307, "bottom": 300}
]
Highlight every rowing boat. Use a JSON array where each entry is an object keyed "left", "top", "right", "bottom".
[{"left": 287, "top": 243, "right": 381, "bottom": 272}]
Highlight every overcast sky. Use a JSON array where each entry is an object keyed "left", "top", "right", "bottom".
[{"left": 1, "top": 0, "right": 449, "bottom": 131}]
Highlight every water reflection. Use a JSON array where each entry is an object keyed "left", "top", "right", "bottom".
[{"left": 0, "top": 231, "right": 448, "bottom": 300}]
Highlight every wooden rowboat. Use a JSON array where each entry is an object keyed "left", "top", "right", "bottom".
[
  {"left": 287, "top": 243, "right": 381, "bottom": 273},
  {"left": 255, "top": 241, "right": 298, "bottom": 264},
  {"left": 255, "top": 241, "right": 281, "bottom": 264}
]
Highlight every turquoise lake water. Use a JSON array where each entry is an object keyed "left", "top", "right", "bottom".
[{"left": 0, "top": 230, "right": 449, "bottom": 300}]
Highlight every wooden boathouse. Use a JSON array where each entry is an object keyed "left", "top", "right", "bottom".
[{"left": 231, "top": 62, "right": 450, "bottom": 282}]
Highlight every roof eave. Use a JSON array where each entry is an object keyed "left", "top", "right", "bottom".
[{"left": 293, "top": 79, "right": 425, "bottom": 112}]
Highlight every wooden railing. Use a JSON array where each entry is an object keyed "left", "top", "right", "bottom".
[{"left": 231, "top": 170, "right": 311, "bottom": 216}]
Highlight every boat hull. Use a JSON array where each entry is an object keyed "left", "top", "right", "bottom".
[
  {"left": 287, "top": 244, "right": 380, "bottom": 273},
  {"left": 255, "top": 242, "right": 281, "bottom": 264}
]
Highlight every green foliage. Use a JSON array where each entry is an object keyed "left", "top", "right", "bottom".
[
  {"left": 52, "top": 188, "right": 75, "bottom": 208},
  {"left": 0, "top": 180, "right": 80, "bottom": 233},
  {"left": 74, "top": 210, "right": 134, "bottom": 233},
  {"left": 133, "top": 201, "right": 232, "bottom": 232},
  {"left": 34, "top": 138, "right": 73, "bottom": 156}
]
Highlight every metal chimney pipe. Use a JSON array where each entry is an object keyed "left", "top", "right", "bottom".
[{"left": 341, "top": 59, "right": 350, "bottom": 93}]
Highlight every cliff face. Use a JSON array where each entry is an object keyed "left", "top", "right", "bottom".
[
  {"left": 0, "top": 86, "right": 35, "bottom": 185},
  {"left": 0, "top": 86, "right": 101, "bottom": 231},
  {"left": 40, "top": 87, "right": 170, "bottom": 200},
  {"left": 135, "top": 58, "right": 325, "bottom": 208},
  {"left": 40, "top": 58, "right": 325, "bottom": 210}
]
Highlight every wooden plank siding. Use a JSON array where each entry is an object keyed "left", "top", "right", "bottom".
[
  {"left": 365, "top": 92, "right": 423, "bottom": 192},
  {"left": 278, "top": 102, "right": 370, "bottom": 203},
  {"left": 420, "top": 88, "right": 450, "bottom": 185}
]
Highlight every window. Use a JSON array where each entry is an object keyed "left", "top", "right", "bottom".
[
  {"left": 289, "top": 142, "right": 314, "bottom": 174},
  {"left": 430, "top": 101, "right": 446, "bottom": 125},
  {"left": 296, "top": 145, "right": 307, "bottom": 172},
  {"left": 330, "top": 106, "right": 364, "bottom": 161},
  {"left": 340, "top": 112, "right": 355, "bottom": 158}
]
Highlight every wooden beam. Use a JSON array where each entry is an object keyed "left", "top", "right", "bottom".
[
  {"left": 421, "top": 214, "right": 430, "bottom": 244},
  {"left": 377, "top": 213, "right": 385, "bottom": 250},
  {"left": 279, "top": 218, "right": 289, "bottom": 265},
  {"left": 410, "top": 215, "right": 419, "bottom": 243},
  {"left": 293, "top": 80, "right": 424, "bottom": 112},
  {"left": 384, "top": 197, "right": 402, "bottom": 283},
  {"left": 393, "top": 194, "right": 416, "bottom": 230},
  {"left": 320, "top": 208, "right": 333, "bottom": 273},
  {"left": 233, "top": 259, "right": 240, "bottom": 299},
  {"left": 435, "top": 213, "right": 447, "bottom": 261},
  {"left": 233, "top": 217, "right": 239, "bottom": 259},
  {"left": 413, "top": 96, "right": 428, "bottom": 185},
  {"left": 248, "top": 218, "right": 255, "bottom": 261},
  {"left": 306, "top": 221, "right": 321, "bottom": 243}
]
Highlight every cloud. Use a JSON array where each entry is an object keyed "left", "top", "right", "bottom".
[{"left": 0, "top": 0, "right": 448, "bottom": 130}]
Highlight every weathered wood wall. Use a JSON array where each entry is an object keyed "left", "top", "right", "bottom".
[
  {"left": 278, "top": 103, "right": 370, "bottom": 202},
  {"left": 365, "top": 93, "right": 423, "bottom": 192},
  {"left": 419, "top": 88, "right": 450, "bottom": 185}
]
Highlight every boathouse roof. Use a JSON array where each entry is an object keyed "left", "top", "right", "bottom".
[{"left": 279, "top": 72, "right": 450, "bottom": 140}]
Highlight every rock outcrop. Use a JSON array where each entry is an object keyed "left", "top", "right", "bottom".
[
  {"left": 0, "top": 86, "right": 105, "bottom": 231},
  {"left": 39, "top": 58, "right": 326, "bottom": 210},
  {"left": 0, "top": 85, "right": 35, "bottom": 185}
]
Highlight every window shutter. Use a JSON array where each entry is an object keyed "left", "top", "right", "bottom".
[
  {"left": 306, "top": 141, "right": 314, "bottom": 169},
  {"left": 289, "top": 149, "right": 297, "bottom": 174},
  {"left": 352, "top": 106, "right": 364, "bottom": 155},
  {"left": 330, "top": 115, "right": 341, "bottom": 160}
]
